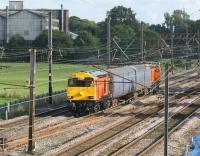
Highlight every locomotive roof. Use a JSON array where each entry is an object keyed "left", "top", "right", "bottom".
[
  {"left": 108, "top": 64, "right": 151, "bottom": 73},
  {"left": 87, "top": 70, "right": 107, "bottom": 77},
  {"left": 77, "top": 64, "right": 156, "bottom": 78}
]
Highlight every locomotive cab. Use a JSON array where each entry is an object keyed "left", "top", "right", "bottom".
[
  {"left": 66, "top": 71, "right": 109, "bottom": 115},
  {"left": 67, "top": 77, "right": 95, "bottom": 100}
]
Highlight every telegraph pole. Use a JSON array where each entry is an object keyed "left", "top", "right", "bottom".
[
  {"left": 141, "top": 22, "right": 144, "bottom": 62},
  {"left": 98, "top": 49, "right": 100, "bottom": 60},
  {"left": 198, "top": 30, "right": 200, "bottom": 61},
  {"left": 107, "top": 16, "right": 111, "bottom": 66},
  {"left": 164, "top": 63, "right": 169, "bottom": 156},
  {"left": 28, "top": 49, "right": 36, "bottom": 153},
  {"left": 198, "top": 30, "right": 200, "bottom": 78},
  {"left": 170, "top": 23, "right": 174, "bottom": 74},
  {"left": 186, "top": 26, "right": 189, "bottom": 70},
  {"left": 48, "top": 12, "right": 53, "bottom": 105}
]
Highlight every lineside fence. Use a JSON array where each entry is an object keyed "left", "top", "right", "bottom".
[{"left": 0, "top": 90, "right": 66, "bottom": 120}]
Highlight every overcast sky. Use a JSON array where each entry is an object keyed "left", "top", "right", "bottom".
[{"left": 0, "top": 0, "right": 200, "bottom": 24}]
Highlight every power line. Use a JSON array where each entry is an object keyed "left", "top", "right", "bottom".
[{"left": 0, "top": 82, "right": 28, "bottom": 88}]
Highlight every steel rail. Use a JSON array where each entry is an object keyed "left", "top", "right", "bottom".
[{"left": 111, "top": 98, "right": 200, "bottom": 156}]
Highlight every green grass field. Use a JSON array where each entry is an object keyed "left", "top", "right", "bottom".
[
  {"left": 0, "top": 59, "right": 198, "bottom": 106},
  {"left": 0, "top": 63, "right": 92, "bottom": 105}
]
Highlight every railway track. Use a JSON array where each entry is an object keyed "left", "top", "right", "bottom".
[
  {"left": 52, "top": 85, "right": 200, "bottom": 156},
  {"left": 0, "top": 69, "right": 199, "bottom": 154},
  {"left": 112, "top": 99, "right": 200, "bottom": 156},
  {"left": 0, "top": 106, "right": 71, "bottom": 129},
  {"left": 1, "top": 103, "right": 139, "bottom": 152},
  {"left": 1, "top": 87, "right": 192, "bottom": 153},
  {"left": 160, "top": 69, "right": 199, "bottom": 89},
  {"left": 169, "top": 68, "right": 199, "bottom": 81},
  {"left": 56, "top": 106, "right": 165, "bottom": 156}
]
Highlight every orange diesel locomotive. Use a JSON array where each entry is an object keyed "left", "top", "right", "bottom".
[
  {"left": 67, "top": 71, "right": 110, "bottom": 114},
  {"left": 67, "top": 64, "right": 161, "bottom": 115}
]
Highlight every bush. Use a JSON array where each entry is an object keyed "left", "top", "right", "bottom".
[
  {"left": 33, "top": 30, "right": 74, "bottom": 48},
  {"left": 74, "top": 31, "right": 100, "bottom": 47},
  {"left": 8, "top": 34, "right": 25, "bottom": 48}
]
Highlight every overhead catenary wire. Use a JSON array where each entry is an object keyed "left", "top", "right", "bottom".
[
  {"left": 1, "top": 59, "right": 197, "bottom": 89},
  {"left": 2, "top": 43, "right": 199, "bottom": 54},
  {"left": 0, "top": 51, "right": 46, "bottom": 59},
  {"left": 0, "top": 44, "right": 199, "bottom": 62},
  {"left": 0, "top": 43, "right": 199, "bottom": 97},
  {"left": 0, "top": 50, "right": 198, "bottom": 76},
  {"left": 0, "top": 82, "right": 28, "bottom": 88}
]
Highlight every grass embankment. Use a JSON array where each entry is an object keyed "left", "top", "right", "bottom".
[{"left": 0, "top": 63, "right": 92, "bottom": 106}]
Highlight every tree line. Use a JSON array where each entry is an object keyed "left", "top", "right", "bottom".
[{"left": 5, "top": 6, "right": 200, "bottom": 62}]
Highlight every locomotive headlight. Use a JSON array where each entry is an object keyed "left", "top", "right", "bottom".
[
  {"left": 67, "top": 96, "right": 73, "bottom": 99},
  {"left": 79, "top": 92, "right": 84, "bottom": 96},
  {"left": 88, "top": 96, "right": 94, "bottom": 99}
]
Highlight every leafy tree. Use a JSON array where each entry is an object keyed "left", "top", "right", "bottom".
[
  {"left": 107, "top": 6, "right": 138, "bottom": 27},
  {"left": 144, "top": 29, "right": 160, "bottom": 48},
  {"left": 33, "top": 30, "right": 73, "bottom": 48},
  {"left": 112, "top": 24, "right": 135, "bottom": 45},
  {"left": 97, "top": 21, "right": 107, "bottom": 44},
  {"left": 69, "top": 16, "right": 100, "bottom": 36},
  {"left": 96, "top": 6, "right": 140, "bottom": 48},
  {"left": 150, "top": 24, "right": 170, "bottom": 33},
  {"left": 74, "top": 31, "right": 100, "bottom": 47},
  {"left": 8, "top": 34, "right": 25, "bottom": 48},
  {"left": 53, "top": 30, "right": 73, "bottom": 48},
  {"left": 164, "top": 10, "right": 190, "bottom": 32},
  {"left": 189, "top": 20, "right": 200, "bottom": 32}
]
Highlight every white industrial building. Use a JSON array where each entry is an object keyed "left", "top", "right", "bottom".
[{"left": 0, "top": 1, "right": 69, "bottom": 45}]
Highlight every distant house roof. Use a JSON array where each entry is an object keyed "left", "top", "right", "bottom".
[
  {"left": 25, "top": 10, "right": 48, "bottom": 17},
  {"left": 10, "top": 10, "right": 47, "bottom": 18},
  {"left": 0, "top": 9, "right": 48, "bottom": 18}
]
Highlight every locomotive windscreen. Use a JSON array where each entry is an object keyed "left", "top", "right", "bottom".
[{"left": 68, "top": 78, "right": 94, "bottom": 87}]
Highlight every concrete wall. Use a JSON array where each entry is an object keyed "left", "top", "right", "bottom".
[{"left": 9, "top": 10, "right": 45, "bottom": 40}]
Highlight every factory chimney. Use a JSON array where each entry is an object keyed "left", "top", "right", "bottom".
[
  {"left": 59, "top": 4, "right": 69, "bottom": 33},
  {"left": 60, "top": 4, "right": 64, "bottom": 32},
  {"left": 9, "top": 1, "right": 24, "bottom": 10},
  {"left": 64, "top": 10, "right": 69, "bottom": 33},
  {"left": 6, "top": 6, "right": 9, "bottom": 44}
]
